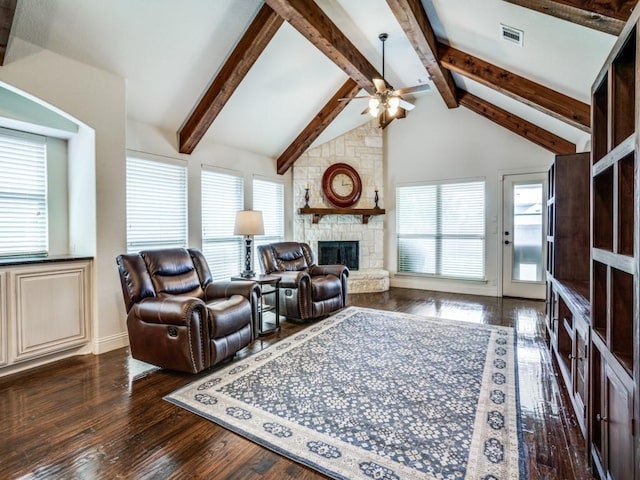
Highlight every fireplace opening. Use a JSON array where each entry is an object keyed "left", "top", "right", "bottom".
[{"left": 318, "top": 241, "right": 359, "bottom": 271}]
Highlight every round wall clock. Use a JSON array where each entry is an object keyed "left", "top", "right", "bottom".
[{"left": 322, "top": 163, "right": 362, "bottom": 208}]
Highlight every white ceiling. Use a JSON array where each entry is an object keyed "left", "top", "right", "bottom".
[{"left": 10, "top": 0, "right": 618, "bottom": 158}]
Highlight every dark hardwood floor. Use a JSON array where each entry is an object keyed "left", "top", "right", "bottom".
[{"left": 0, "top": 288, "right": 594, "bottom": 479}]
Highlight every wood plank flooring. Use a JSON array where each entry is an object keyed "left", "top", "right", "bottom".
[{"left": 0, "top": 288, "right": 595, "bottom": 479}]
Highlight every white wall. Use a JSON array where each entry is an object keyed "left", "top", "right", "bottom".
[{"left": 385, "top": 92, "right": 556, "bottom": 296}]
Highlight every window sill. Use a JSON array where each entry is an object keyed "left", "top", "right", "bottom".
[{"left": 394, "top": 272, "right": 488, "bottom": 284}]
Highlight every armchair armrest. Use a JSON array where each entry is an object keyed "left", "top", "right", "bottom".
[
  {"left": 205, "top": 280, "right": 260, "bottom": 301},
  {"left": 309, "top": 264, "right": 349, "bottom": 278},
  {"left": 127, "top": 296, "right": 209, "bottom": 373},
  {"left": 133, "top": 296, "right": 206, "bottom": 326},
  {"left": 272, "top": 270, "right": 311, "bottom": 289},
  {"left": 205, "top": 280, "right": 260, "bottom": 341}
]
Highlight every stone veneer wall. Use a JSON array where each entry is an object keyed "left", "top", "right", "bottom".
[{"left": 293, "top": 120, "right": 389, "bottom": 293}]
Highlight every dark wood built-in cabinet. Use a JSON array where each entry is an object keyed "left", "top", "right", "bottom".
[
  {"left": 589, "top": 15, "right": 638, "bottom": 480},
  {"left": 546, "top": 6, "right": 640, "bottom": 479},
  {"left": 545, "top": 152, "right": 591, "bottom": 437}
]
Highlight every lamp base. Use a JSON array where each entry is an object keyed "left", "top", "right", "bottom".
[{"left": 239, "top": 270, "right": 255, "bottom": 278}]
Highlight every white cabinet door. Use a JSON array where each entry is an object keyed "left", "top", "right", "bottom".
[
  {"left": 9, "top": 261, "right": 91, "bottom": 362},
  {"left": 0, "top": 272, "right": 6, "bottom": 367}
]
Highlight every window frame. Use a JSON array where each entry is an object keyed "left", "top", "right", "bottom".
[
  {"left": 396, "top": 178, "right": 486, "bottom": 281},
  {"left": 125, "top": 153, "right": 188, "bottom": 253},
  {"left": 252, "top": 176, "right": 285, "bottom": 274},
  {"left": 201, "top": 165, "right": 245, "bottom": 281}
]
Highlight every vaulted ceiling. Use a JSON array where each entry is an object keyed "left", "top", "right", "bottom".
[{"left": 3, "top": 0, "right": 633, "bottom": 173}]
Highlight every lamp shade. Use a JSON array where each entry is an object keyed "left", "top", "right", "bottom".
[{"left": 234, "top": 210, "right": 264, "bottom": 236}]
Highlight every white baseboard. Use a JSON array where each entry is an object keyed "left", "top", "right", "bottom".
[
  {"left": 93, "top": 331, "right": 129, "bottom": 354},
  {"left": 390, "top": 276, "right": 498, "bottom": 297},
  {"left": 0, "top": 345, "right": 92, "bottom": 378}
]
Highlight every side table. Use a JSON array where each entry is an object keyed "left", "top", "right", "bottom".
[{"left": 231, "top": 274, "right": 280, "bottom": 336}]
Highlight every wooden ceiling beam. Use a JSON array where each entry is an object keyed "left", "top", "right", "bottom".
[
  {"left": 178, "top": 4, "right": 283, "bottom": 154},
  {"left": 458, "top": 89, "right": 576, "bottom": 155},
  {"left": 264, "top": 0, "right": 380, "bottom": 94},
  {"left": 502, "top": 0, "right": 627, "bottom": 35},
  {"left": 551, "top": 0, "right": 636, "bottom": 21},
  {"left": 0, "top": 0, "right": 16, "bottom": 66},
  {"left": 438, "top": 44, "right": 591, "bottom": 132},
  {"left": 276, "top": 78, "right": 360, "bottom": 174},
  {"left": 385, "top": 0, "right": 458, "bottom": 108}
]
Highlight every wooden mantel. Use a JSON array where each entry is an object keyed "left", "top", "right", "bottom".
[{"left": 298, "top": 207, "right": 386, "bottom": 224}]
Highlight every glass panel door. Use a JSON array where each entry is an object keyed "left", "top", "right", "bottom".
[{"left": 502, "top": 172, "right": 546, "bottom": 298}]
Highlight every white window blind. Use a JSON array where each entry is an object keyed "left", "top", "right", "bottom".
[
  {"left": 253, "top": 178, "right": 284, "bottom": 273},
  {"left": 0, "top": 128, "right": 48, "bottom": 257},
  {"left": 397, "top": 180, "right": 485, "bottom": 280},
  {"left": 126, "top": 156, "right": 187, "bottom": 253},
  {"left": 202, "top": 168, "right": 244, "bottom": 281}
]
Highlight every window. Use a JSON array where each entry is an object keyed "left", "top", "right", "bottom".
[
  {"left": 0, "top": 128, "right": 48, "bottom": 256},
  {"left": 202, "top": 168, "right": 244, "bottom": 281},
  {"left": 126, "top": 156, "right": 187, "bottom": 252},
  {"left": 397, "top": 180, "right": 485, "bottom": 280},
  {"left": 253, "top": 178, "right": 285, "bottom": 273}
]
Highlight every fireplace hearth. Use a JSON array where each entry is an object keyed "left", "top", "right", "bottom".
[{"left": 318, "top": 241, "right": 359, "bottom": 271}]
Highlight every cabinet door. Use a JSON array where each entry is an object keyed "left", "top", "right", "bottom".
[
  {"left": 572, "top": 317, "right": 588, "bottom": 429},
  {"left": 545, "top": 281, "right": 553, "bottom": 337},
  {"left": 0, "top": 272, "right": 6, "bottom": 367},
  {"left": 603, "top": 363, "right": 634, "bottom": 480},
  {"left": 9, "top": 261, "right": 91, "bottom": 362},
  {"left": 548, "top": 289, "right": 559, "bottom": 349}
]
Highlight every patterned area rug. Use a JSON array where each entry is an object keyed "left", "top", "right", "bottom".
[{"left": 165, "top": 307, "right": 523, "bottom": 480}]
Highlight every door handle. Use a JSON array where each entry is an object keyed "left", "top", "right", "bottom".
[{"left": 504, "top": 240, "right": 511, "bottom": 245}]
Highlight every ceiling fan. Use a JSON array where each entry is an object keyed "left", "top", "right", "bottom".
[{"left": 341, "top": 33, "right": 430, "bottom": 125}]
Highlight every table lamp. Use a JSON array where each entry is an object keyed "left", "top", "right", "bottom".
[{"left": 234, "top": 210, "right": 264, "bottom": 278}]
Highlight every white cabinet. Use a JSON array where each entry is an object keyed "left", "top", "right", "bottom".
[
  {"left": 0, "top": 272, "right": 6, "bottom": 367},
  {"left": 0, "top": 259, "right": 92, "bottom": 372}
]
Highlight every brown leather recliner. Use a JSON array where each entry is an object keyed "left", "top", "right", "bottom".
[
  {"left": 257, "top": 242, "right": 348, "bottom": 321},
  {"left": 116, "top": 247, "right": 260, "bottom": 373}
]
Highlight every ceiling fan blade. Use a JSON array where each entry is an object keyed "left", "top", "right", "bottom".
[
  {"left": 373, "top": 78, "right": 387, "bottom": 93},
  {"left": 398, "top": 99, "right": 416, "bottom": 111},
  {"left": 338, "top": 95, "right": 374, "bottom": 102},
  {"left": 394, "top": 83, "right": 431, "bottom": 96}
]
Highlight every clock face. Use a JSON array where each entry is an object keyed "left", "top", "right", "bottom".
[
  {"left": 332, "top": 173, "right": 354, "bottom": 197},
  {"left": 322, "top": 163, "right": 362, "bottom": 208}
]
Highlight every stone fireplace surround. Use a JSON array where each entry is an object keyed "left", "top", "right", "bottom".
[{"left": 293, "top": 121, "right": 389, "bottom": 293}]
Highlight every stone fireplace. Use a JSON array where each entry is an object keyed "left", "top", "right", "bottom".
[{"left": 293, "top": 120, "right": 389, "bottom": 293}]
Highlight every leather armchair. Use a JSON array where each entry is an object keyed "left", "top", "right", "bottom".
[
  {"left": 257, "top": 242, "right": 348, "bottom": 321},
  {"left": 116, "top": 247, "right": 260, "bottom": 373}
]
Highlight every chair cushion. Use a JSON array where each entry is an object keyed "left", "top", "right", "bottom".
[
  {"left": 207, "top": 295, "right": 251, "bottom": 338},
  {"left": 273, "top": 243, "right": 308, "bottom": 271},
  {"left": 311, "top": 275, "right": 342, "bottom": 301},
  {"left": 142, "top": 248, "right": 204, "bottom": 298}
]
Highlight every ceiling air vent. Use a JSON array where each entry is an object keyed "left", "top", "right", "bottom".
[{"left": 500, "top": 24, "right": 524, "bottom": 47}]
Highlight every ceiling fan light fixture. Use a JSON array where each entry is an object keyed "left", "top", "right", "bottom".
[
  {"left": 368, "top": 97, "right": 381, "bottom": 117},
  {"left": 387, "top": 96, "right": 400, "bottom": 116},
  {"left": 338, "top": 32, "right": 424, "bottom": 124}
]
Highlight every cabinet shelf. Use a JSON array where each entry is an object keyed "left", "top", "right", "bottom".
[{"left": 299, "top": 207, "right": 385, "bottom": 224}]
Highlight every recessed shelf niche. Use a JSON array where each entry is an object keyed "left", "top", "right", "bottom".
[{"left": 593, "top": 166, "right": 614, "bottom": 252}]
